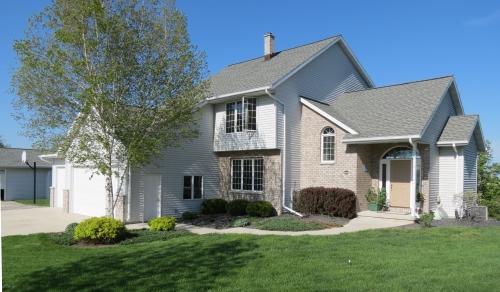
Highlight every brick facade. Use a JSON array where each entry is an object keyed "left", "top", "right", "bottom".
[
  {"left": 217, "top": 149, "right": 282, "bottom": 213},
  {"left": 300, "top": 104, "right": 431, "bottom": 212}
]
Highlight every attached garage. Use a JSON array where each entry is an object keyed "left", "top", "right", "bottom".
[{"left": 71, "top": 168, "right": 107, "bottom": 217}]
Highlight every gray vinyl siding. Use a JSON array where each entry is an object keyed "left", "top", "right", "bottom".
[
  {"left": 128, "top": 105, "right": 219, "bottom": 222},
  {"left": 421, "top": 92, "right": 457, "bottom": 143},
  {"left": 2, "top": 168, "right": 51, "bottom": 200},
  {"left": 213, "top": 95, "right": 277, "bottom": 151},
  {"left": 428, "top": 145, "right": 440, "bottom": 211},
  {"left": 463, "top": 135, "right": 478, "bottom": 194},
  {"left": 274, "top": 43, "right": 369, "bottom": 206},
  {"left": 420, "top": 91, "right": 457, "bottom": 212}
]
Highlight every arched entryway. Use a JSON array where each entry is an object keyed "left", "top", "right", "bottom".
[{"left": 379, "top": 146, "right": 421, "bottom": 213}]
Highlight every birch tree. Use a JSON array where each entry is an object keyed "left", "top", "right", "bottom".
[{"left": 12, "top": 0, "right": 208, "bottom": 217}]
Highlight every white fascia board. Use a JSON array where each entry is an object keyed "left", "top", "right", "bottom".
[
  {"left": 436, "top": 140, "right": 469, "bottom": 147},
  {"left": 343, "top": 135, "right": 421, "bottom": 144},
  {"left": 300, "top": 98, "right": 358, "bottom": 135},
  {"left": 207, "top": 86, "right": 271, "bottom": 102}
]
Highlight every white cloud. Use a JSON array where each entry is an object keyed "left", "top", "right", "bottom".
[{"left": 465, "top": 9, "right": 500, "bottom": 27}]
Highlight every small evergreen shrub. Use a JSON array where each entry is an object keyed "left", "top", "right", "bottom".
[
  {"left": 246, "top": 201, "right": 276, "bottom": 217},
  {"left": 226, "top": 199, "right": 250, "bottom": 216},
  {"left": 201, "top": 198, "right": 228, "bottom": 214},
  {"left": 293, "top": 187, "right": 357, "bottom": 219},
  {"left": 148, "top": 216, "right": 176, "bottom": 231},
  {"left": 231, "top": 218, "right": 251, "bottom": 227},
  {"left": 377, "top": 189, "right": 387, "bottom": 210},
  {"left": 181, "top": 211, "right": 198, "bottom": 220},
  {"left": 419, "top": 213, "right": 434, "bottom": 227},
  {"left": 73, "top": 217, "right": 126, "bottom": 244},
  {"left": 65, "top": 222, "right": 79, "bottom": 234}
]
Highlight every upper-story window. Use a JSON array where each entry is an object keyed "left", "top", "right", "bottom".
[
  {"left": 321, "top": 127, "right": 335, "bottom": 163},
  {"left": 226, "top": 98, "right": 256, "bottom": 133}
]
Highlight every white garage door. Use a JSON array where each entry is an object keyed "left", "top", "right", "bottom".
[
  {"left": 55, "top": 167, "right": 66, "bottom": 208},
  {"left": 72, "top": 168, "right": 106, "bottom": 217}
]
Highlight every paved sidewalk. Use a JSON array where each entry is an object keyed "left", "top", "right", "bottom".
[
  {"left": 127, "top": 214, "right": 414, "bottom": 236},
  {"left": 1, "top": 201, "right": 88, "bottom": 236}
]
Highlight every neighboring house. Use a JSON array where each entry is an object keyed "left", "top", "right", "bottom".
[
  {"left": 42, "top": 33, "right": 485, "bottom": 221},
  {"left": 0, "top": 148, "right": 52, "bottom": 201}
]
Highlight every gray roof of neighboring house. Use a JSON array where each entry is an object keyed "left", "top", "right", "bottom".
[
  {"left": 209, "top": 36, "right": 340, "bottom": 97},
  {"left": 0, "top": 148, "right": 52, "bottom": 168},
  {"left": 304, "top": 76, "right": 455, "bottom": 141},
  {"left": 438, "top": 115, "right": 479, "bottom": 143}
]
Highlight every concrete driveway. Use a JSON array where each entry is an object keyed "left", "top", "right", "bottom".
[{"left": 1, "top": 201, "right": 88, "bottom": 236}]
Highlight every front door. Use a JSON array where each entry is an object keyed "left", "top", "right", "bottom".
[
  {"left": 390, "top": 160, "right": 411, "bottom": 208},
  {"left": 143, "top": 174, "right": 161, "bottom": 221}
]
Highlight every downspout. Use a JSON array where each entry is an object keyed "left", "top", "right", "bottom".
[
  {"left": 409, "top": 138, "right": 418, "bottom": 218},
  {"left": 265, "top": 88, "right": 303, "bottom": 217}
]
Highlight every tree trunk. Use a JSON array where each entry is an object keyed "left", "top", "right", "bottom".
[{"left": 105, "top": 172, "right": 114, "bottom": 218}]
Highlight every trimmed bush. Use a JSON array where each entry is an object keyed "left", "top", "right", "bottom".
[
  {"left": 226, "top": 199, "right": 250, "bottom": 216},
  {"left": 148, "top": 216, "right": 176, "bottom": 231},
  {"left": 231, "top": 218, "right": 251, "bottom": 227},
  {"left": 181, "top": 211, "right": 198, "bottom": 220},
  {"left": 419, "top": 213, "right": 434, "bottom": 227},
  {"left": 293, "top": 187, "right": 357, "bottom": 219},
  {"left": 73, "top": 217, "right": 126, "bottom": 244},
  {"left": 246, "top": 201, "right": 276, "bottom": 217},
  {"left": 201, "top": 198, "right": 228, "bottom": 214}
]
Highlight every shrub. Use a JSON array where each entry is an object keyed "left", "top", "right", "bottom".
[
  {"left": 148, "top": 216, "right": 176, "bottom": 231},
  {"left": 419, "top": 213, "right": 434, "bottom": 227},
  {"left": 181, "top": 211, "right": 198, "bottom": 220},
  {"left": 480, "top": 198, "right": 500, "bottom": 220},
  {"left": 377, "top": 189, "right": 387, "bottom": 210},
  {"left": 231, "top": 218, "right": 251, "bottom": 227},
  {"left": 226, "top": 199, "right": 250, "bottom": 216},
  {"left": 365, "top": 188, "right": 378, "bottom": 203},
  {"left": 65, "top": 222, "right": 79, "bottom": 234},
  {"left": 201, "top": 198, "right": 228, "bottom": 214},
  {"left": 246, "top": 201, "right": 276, "bottom": 217},
  {"left": 293, "top": 187, "right": 357, "bottom": 219},
  {"left": 73, "top": 217, "right": 126, "bottom": 244}
]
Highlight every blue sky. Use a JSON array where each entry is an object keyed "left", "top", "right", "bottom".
[{"left": 1, "top": 1, "right": 499, "bottom": 161}]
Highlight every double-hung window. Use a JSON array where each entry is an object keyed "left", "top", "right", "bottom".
[
  {"left": 231, "top": 158, "right": 263, "bottom": 191},
  {"left": 183, "top": 176, "right": 203, "bottom": 199},
  {"left": 226, "top": 98, "right": 256, "bottom": 133}
]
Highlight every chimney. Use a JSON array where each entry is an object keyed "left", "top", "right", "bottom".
[{"left": 264, "top": 32, "right": 275, "bottom": 60}]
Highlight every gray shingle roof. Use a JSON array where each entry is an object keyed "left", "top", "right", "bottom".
[
  {"left": 304, "top": 76, "right": 454, "bottom": 141},
  {"left": 0, "top": 148, "right": 51, "bottom": 168},
  {"left": 209, "top": 36, "right": 339, "bottom": 97},
  {"left": 438, "top": 115, "right": 478, "bottom": 143}
]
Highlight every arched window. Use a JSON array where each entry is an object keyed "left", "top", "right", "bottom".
[
  {"left": 321, "top": 127, "right": 335, "bottom": 162},
  {"left": 382, "top": 147, "right": 420, "bottom": 160}
]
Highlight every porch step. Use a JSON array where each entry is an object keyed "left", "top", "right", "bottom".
[{"left": 357, "top": 211, "right": 414, "bottom": 221}]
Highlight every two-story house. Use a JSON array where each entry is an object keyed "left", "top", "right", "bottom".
[{"left": 44, "top": 33, "right": 485, "bottom": 222}]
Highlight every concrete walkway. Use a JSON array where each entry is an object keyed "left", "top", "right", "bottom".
[
  {"left": 1, "top": 201, "right": 88, "bottom": 236},
  {"left": 127, "top": 212, "right": 414, "bottom": 236}
]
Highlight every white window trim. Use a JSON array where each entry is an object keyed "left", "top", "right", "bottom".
[
  {"left": 183, "top": 175, "right": 204, "bottom": 200},
  {"left": 230, "top": 157, "right": 264, "bottom": 192},
  {"left": 226, "top": 97, "right": 257, "bottom": 133},
  {"left": 320, "top": 127, "right": 336, "bottom": 164}
]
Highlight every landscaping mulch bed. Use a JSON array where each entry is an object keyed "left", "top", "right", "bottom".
[
  {"left": 180, "top": 214, "right": 238, "bottom": 229},
  {"left": 180, "top": 213, "right": 348, "bottom": 231}
]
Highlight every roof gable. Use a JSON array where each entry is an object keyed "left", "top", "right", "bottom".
[
  {"left": 208, "top": 36, "right": 374, "bottom": 99},
  {"left": 438, "top": 115, "right": 486, "bottom": 151}
]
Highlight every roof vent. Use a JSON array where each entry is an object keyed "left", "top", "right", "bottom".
[{"left": 264, "top": 32, "right": 275, "bottom": 60}]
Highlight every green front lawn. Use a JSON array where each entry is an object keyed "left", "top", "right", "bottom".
[
  {"left": 251, "top": 216, "right": 336, "bottom": 231},
  {"left": 14, "top": 198, "right": 50, "bottom": 207},
  {"left": 3, "top": 227, "right": 500, "bottom": 291}
]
